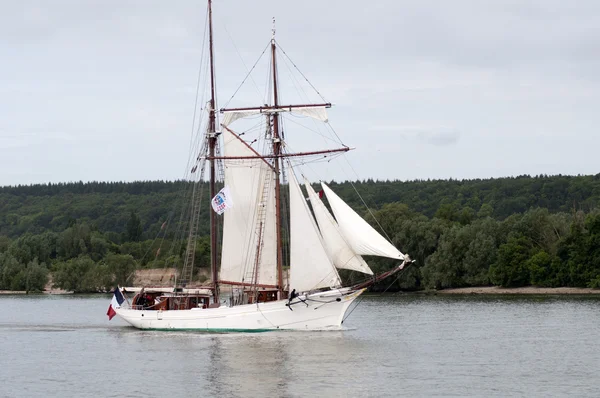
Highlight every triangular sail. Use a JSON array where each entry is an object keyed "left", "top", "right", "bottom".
[
  {"left": 304, "top": 179, "right": 373, "bottom": 275},
  {"left": 289, "top": 172, "right": 341, "bottom": 293},
  {"left": 321, "top": 183, "right": 405, "bottom": 260},
  {"left": 219, "top": 127, "right": 277, "bottom": 286}
]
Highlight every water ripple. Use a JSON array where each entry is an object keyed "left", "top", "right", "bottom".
[{"left": 1, "top": 294, "right": 600, "bottom": 397}]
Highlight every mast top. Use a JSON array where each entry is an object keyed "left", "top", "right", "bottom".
[{"left": 272, "top": 17, "right": 276, "bottom": 41}]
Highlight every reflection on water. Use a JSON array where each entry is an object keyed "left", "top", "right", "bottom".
[{"left": 1, "top": 294, "right": 600, "bottom": 397}]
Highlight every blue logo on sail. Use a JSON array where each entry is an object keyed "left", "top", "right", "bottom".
[{"left": 211, "top": 186, "right": 233, "bottom": 215}]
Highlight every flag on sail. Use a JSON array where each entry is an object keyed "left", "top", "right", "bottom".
[
  {"left": 211, "top": 186, "right": 233, "bottom": 215},
  {"left": 106, "top": 287, "right": 125, "bottom": 320}
]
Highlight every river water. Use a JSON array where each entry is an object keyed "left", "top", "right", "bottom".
[{"left": 1, "top": 294, "right": 599, "bottom": 397}]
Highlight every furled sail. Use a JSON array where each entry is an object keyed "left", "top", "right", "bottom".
[
  {"left": 289, "top": 172, "right": 341, "bottom": 293},
  {"left": 222, "top": 110, "right": 262, "bottom": 126},
  {"left": 219, "top": 127, "right": 277, "bottom": 286},
  {"left": 304, "top": 179, "right": 373, "bottom": 275},
  {"left": 291, "top": 106, "right": 328, "bottom": 122},
  {"left": 321, "top": 183, "right": 405, "bottom": 260},
  {"left": 221, "top": 105, "right": 328, "bottom": 126}
]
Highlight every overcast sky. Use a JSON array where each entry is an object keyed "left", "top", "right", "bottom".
[{"left": 1, "top": 0, "right": 599, "bottom": 186}]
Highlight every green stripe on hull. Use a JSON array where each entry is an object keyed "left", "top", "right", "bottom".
[{"left": 140, "top": 327, "right": 274, "bottom": 333}]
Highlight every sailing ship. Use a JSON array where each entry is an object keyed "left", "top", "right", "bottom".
[{"left": 108, "top": 0, "right": 411, "bottom": 331}]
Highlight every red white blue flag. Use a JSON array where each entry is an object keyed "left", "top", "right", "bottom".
[
  {"left": 106, "top": 288, "right": 125, "bottom": 320},
  {"left": 211, "top": 186, "right": 233, "bottom": 215}
]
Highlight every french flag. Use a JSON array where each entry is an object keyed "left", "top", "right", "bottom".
[{"left": 106, "top": 288, "right": 125, "bottom": 320}]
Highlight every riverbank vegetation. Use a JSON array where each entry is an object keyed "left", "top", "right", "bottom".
[{"left": 2, "top": 174, "right": 600, "bottom": 292}]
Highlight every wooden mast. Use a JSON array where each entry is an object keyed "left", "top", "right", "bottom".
[
  {"left": 208, "top": 0, "right": 219, "bottom": 304},
  {"left": 271, "top": 20, "right": 284, "bottom": 296},
  {"left": 213, "top": 18, "right": 350, "bottom": 299}
]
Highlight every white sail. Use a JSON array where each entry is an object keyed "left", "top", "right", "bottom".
[
  {"left": 221, "top": 105, "right": 328, "bottom": 126},
  {"left": 288, "top": 106, "right": 328, "bottom": 122},
  {"left": 321, "top": 183, "right": 405, "bottom": 261},
  {"left": 290, "top": 172, "right": 341, "bottom": 293},
  {"left": 219, "top": 127, "right": 277, "bottom": 286},
  {"left": 222, "top": 110, "right": 261, "bottom": 126},
  {"left": 304, "top": 179, "right": 373, "bottom": 275}
]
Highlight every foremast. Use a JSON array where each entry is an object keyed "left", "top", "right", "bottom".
[
  {"left": 208, "top": 0, "right": 219, "bottom": 303},
  {"left": 270, "top": 21, "right": 284, "bottom": 297}
]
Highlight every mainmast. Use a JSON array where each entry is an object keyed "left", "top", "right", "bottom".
[
  {"left": 270, "top": 19, "right": 284, "bottom": 296},
  {"left": 208, "top": 0, "right": 219, "bottom": 304},
  {"left": 217, "top": 17, "right": 349, "bottom": 299}
]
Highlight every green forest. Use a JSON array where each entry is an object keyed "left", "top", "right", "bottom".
[{"left": 2, "top": 174, "right": 600, "bottom": 293}]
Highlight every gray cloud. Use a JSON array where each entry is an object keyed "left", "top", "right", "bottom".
[
  {"left": 417, "top": 130, "right": 461, "bottom": 147},
  {"left": 370, "top": 126, "right": 460, "bottom": 147},
  {"left": 1, "top": 0, "right": 600, "bottom": 185}
]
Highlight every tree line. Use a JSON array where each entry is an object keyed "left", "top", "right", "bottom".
[
  {"left": 1, "top": 175, "right": 600, "bottom": 292},
  {"left": 363, "top": 204, "right": 600, "bottom": 291},
  {"left": 0, "top": 213, "right": 210, "bottom": 293}
]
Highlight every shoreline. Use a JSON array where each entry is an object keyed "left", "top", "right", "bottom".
[
  {"left": 0, "top": 289, "right": 73, "bottom": 295},
  {"left": 2, "top": 286, "right": 600, "bottom": 295},
  {"left": 433, "top": 286, "right": 600, "bottom": 295}
]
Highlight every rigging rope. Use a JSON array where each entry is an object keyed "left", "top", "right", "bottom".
[
  {"left": 187, "top": 7, "right": 210, "bottom": 159},
  {"left": 283, "top": 115, "right": 344, "bottom": 145},
  {"left": 340, "top": 155, "right": 395, "bottom": 244},
  {"left": 161, "top": 4, "right": 212, "bottom": 269},
  {"left": 276, "top": 40, "right": 328, "bottom": 103},
  {"left": 221, "top": 22, "right": 264, "bottom": 102},
  {"left": 342, "top": 267, "right": 408, "bottom": 324},
  {"left": 221, "top": 41, "right": 271, "bottom": 109},
  {"left": 139, "top": 219, "right": 170, "bottom": 266}
]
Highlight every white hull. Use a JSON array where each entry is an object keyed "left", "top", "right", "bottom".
[{"left": 115, "top": 288, "right": 363, "bottom": 332}]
